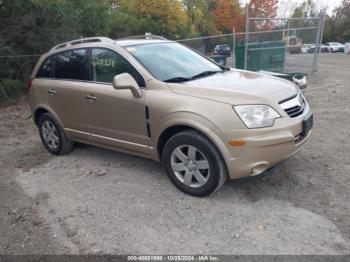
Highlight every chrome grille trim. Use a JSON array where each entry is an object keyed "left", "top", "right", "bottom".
[{"left": 280, "top": 92, "right": 306, "bottom": 118}]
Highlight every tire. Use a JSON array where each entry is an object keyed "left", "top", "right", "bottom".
[
  {"left": 38, "top": 113, "right": 73, "bottom": 155},
  {"left": 162, "top": 130, "right": 227, "bottom": 196}
]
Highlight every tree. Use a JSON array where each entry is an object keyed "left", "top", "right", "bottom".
[
  {"left": 290, "top": 0, "right": 326, "bottom": 44},
  {"left": 323, "top": 0, "right": 350, "bottom": 42},
  {"left": 248, "top": 0, "right": 278, "bottom": 18},
  {"left": 291, "top": 0, "right": 324, "bottom": 19},
  {"left": 0, "top": 0, "right": 111, "bottom": 85},
  {"left": 209, "top": 0, "right": 244, "bottom": 33},
  {"left": 183, "top": 0, "right": 219, "bottom": 36},
  {"left": 247, "top": 0, "right": 278, "bottom": 30},
  {"left": 136, "top": 0, "right": 189, "bottom": 39}
]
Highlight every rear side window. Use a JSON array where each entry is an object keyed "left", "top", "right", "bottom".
[
  {"left": 90, "top": 48, "right": 144, "bottom": 87},
  {"left": 54, "top": 49, "right": 87, "bottom": 80},
  {"left": 37, "top": 57, "right": 54, "bottom": 78}
]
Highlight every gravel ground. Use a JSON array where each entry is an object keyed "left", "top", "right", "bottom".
[{"left": 0, "top": 53, "right": 350, "bottom": 255}]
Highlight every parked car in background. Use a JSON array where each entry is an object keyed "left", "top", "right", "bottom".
[
  {"left": 324, "top": 42, "right": 345, "bottom": 53},
  {"left": 303, "top": 44, "right": 328, "bottom": 53},
  {"left": 28, "top": 36, "right": 313, "bottom": 196},
  {"left": 213, "top": 44, "right": 231, "bottom": 56},
  {"left": 344, "top": 42, "right": 350, "bottom": 54},
  {"left": 321, "top": 44, "right": 329, "bottom": 53},
  {"left": 302, "top": 44, "right": 313, "bottom": 53}
]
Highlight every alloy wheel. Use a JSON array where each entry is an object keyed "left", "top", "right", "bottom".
[
  {"left": 41, "top": 120, "right": 59, "bottom": 150},
  {"left": 170, "top": 145, "right": 210, "bottom": 188}
]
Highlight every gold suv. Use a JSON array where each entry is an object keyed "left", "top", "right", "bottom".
[{"left": 28, "top": 36, "right": 313, "bottom": 196}]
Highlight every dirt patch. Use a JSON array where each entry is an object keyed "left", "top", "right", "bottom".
[
  {"left": 0, "top": 103, "right": 72, "bottom": 254},
  {"left": 1, "top": 54, "right": 350, "bottom": 254}
]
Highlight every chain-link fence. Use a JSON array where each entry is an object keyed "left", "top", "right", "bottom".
[
  {"left": 244, "top": 17, "right": 324, "bottom": 73},
  {"left": 177, "top": 34, "right": 237, "bottom": 68},
  {"left": 178, "top": 16, "right": 324, "bottom": 75}
]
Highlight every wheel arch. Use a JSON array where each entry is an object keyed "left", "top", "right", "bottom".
[
  {"left": 157, "top": 125, "right": 194, "bottom": 159},
  {"left": 33, "top": 105, "right": 64, "bottom": 128},
  {"left": 155, "top": 120, "right": 231, "bottom": 172},
  {"left": 33, "top": 108, "right": 48, "bottom": 125}
]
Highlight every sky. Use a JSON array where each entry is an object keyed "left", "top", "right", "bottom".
[{"left": 240, "top": 0, "right": 343, "bottom": 16}]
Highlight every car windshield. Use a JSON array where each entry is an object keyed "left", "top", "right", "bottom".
[{"left": 125, "top": 42, "right": 222, "bottom": 82}]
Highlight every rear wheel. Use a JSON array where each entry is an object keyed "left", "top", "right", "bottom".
[
  {"left": 162, "top": 130, "right": 227, "bottom": 196},
  {"left": 38, "top": 113, "right": 73, "bottom": 155}
]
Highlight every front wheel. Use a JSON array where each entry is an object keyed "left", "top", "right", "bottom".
[{"left": 162, "top": 130, "right": 227, "bottom": 196}]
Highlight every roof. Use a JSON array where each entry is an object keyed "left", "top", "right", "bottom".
[{"left": 115, "top": 39, "right": 173, "bottom": 47}]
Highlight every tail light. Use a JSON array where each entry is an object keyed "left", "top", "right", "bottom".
[{"left": 27, "top": 79, "right": 34, "bottom": 90}]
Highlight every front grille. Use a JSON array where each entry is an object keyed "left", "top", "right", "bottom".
[
  {"left": 285, "top": 104, "right": 305, "bottom": 118},
  {"left": 280, "top": 92, "right": 306, "bottom": 118}
]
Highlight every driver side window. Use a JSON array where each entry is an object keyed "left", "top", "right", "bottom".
[{"left": 90, "top": 48, "right": 145, "bottom": 87}]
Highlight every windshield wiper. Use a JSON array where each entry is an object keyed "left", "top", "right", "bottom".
[
  {"left": 164, "top": 76, "right": 191, "bottom": 83},
  {"left": 164, "top": 70, "right": 224, "bottom": 83},
  {"left": 191, "top": 70, "right": 222, "bottom": 80}
]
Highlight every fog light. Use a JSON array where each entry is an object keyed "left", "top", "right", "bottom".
[{"left": 250, "top": 163, "right": 268, "bottom": 176}]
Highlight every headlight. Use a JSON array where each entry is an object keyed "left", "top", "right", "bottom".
[{"left": 233, "top": 105, "right": 280, "bottom": 128}]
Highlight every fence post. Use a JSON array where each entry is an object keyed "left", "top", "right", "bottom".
[
  {"left": 316, "top": 17, "right": 325, "bottom": 71},
  {"left": 244, "top": 6, "right": 249, "bottom": 70},
  {"left": 283, "top": 19, "right": 290, "bottom": 73},
  {"left": 232, "top": 27, "right": 236, "bottom": 68},
  {"left": 313, "top": 18, "right": 322, "bottom": 71}
]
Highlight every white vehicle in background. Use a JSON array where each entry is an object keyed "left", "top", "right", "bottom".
[
  {"left": 302, "top": 44, "right": 327, "bottom": 53},
  {"left": 345, "top": 42, "right": 350, "bottom": 54},
  {"left": 301, "top": 44, "right": 313, "bottom": 53},
  {"left": 324, "top": 42, "right": 345, "bottom": 53}
]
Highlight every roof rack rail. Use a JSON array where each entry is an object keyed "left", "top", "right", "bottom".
[
  {"left": 117, "top": 35, "right": 168, "bottom": 41},
  {"left": 50, "top": 37, "right": 115, "bottom": 52}
]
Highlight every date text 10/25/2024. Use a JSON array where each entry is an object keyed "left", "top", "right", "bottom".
[{"left": 127, "top": 256, "right": 219, "bottom": 261}]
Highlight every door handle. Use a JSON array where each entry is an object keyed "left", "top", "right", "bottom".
[
  {"left": 85, "top": 95, "right": 97, "bottom": 102},
  {"left": 48, "top": 89, "right": 56, "bottom": 96}
]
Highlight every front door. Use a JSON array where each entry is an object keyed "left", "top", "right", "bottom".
[{"left": 83, "top": 48, "right": 149, "bottom": 154}]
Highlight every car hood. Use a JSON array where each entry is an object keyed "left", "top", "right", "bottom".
[{"left": 167, "top": 69, "right": 298, "bottom": 105}]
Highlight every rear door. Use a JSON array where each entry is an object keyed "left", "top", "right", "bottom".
[{"left": 46, "top": 48, "right": 90, "bottom": 140}]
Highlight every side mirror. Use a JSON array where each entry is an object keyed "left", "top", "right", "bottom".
[{"left": 112, "top": 73, "right": 143, "bottom": 98}]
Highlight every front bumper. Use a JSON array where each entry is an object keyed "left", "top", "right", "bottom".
[{"left": 220, "top": 113, "right": 312, "bottom": 179}]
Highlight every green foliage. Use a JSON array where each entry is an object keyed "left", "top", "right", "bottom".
[
  {"left": 0, "top": 79, "right": 25, "bottom": 105},
  {"left": 289, "top": 0, "right": 326, "bottom": 44},
  {"left": 183, "top": 0, "right": 220, "bottom": 36},
  {"left": 0, "top": 0, "right": 112, "bottom": 99},
  {"left": 323, "top": 0, "right": 350, "bottom": 42},
  {"left": 290, "top": 0, "right": 350, "bottom": 43}
]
